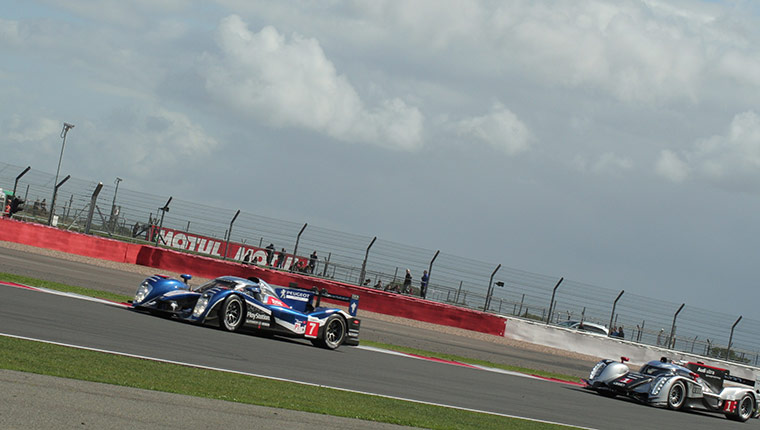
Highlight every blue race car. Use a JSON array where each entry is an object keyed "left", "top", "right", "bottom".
[{"left": 131, "top": 275, "right": 360, "bottom": 350}]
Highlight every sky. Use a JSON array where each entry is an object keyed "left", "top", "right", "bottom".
[{"left": 2, "top": 0, "right": 760, "bottom": 318}]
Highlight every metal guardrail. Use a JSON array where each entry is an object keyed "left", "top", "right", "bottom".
[{"left": 1, "top": 160, "right": 758, "bottom": 366}]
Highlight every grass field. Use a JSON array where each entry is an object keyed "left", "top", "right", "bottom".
[{"left": 0, "top": 272, "right": 582, "bottom": 429}]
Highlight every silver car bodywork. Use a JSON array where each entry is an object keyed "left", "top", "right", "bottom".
[{"left": 583, "top": 357, "right": 760, "bottom": 422}]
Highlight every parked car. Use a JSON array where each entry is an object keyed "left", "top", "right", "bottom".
[
  {"left": 131, "top": 275, "right": 360, "bottom": 350},
  {"left": 557, "top": 320, "right": 609, "bottom": 336},
  {"left": 583, "top": 356, "right": 759, "bottom": 422}
]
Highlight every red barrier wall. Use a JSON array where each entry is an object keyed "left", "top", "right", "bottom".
[{"left": 0, "top": 217, "right": 506, "bottom": 336}]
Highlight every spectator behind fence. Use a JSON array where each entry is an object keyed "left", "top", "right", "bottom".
[
  {"left": 308, "top": 251, "right": 318, "bottom": 273},
  {"left": 265, "top": 243, "right": 275, "bottom": 266},
  {"left": 403, "top": 269, "right": 412, "bottom": 294},
  {"left": 420, "top": 270, "right": 429, "bottom": 298},
  {"left": 617, "top": 326, "right": 625, "bottom": 339},
  {"left": 277, "top": 248, "right": 286, "bottom": 268},
  {"left": 374, "top": 280, "right": 383, "bottom": 289},
  {"left": 243, "top": 250, "right": 252, "bottom": 264}
]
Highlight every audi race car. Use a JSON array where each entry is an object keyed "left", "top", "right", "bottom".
[
  {"left": 583, "top": 356, "right": 760, "bottom": 422},
  {"left": 131, "top": 275, "right": 360, "bottom": 350}
]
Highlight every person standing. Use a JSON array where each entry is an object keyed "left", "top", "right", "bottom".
[
  {"left": 420, "top": 270, "right": 429, "bottom": 298},
  {"left": 403, "top": 269, "right": 412, "bottom": 294},
  {"left": 276, "top": 248, "right": 286, "bottom": 268},
  {"left": 265, "top": 243, "right": 275, "bottom": 266},
  {"left": 308, "top": 251, "right": 318, "bottom": 273}
]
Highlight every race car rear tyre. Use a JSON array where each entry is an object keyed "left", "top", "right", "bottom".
[
  {"left": 219, "top": 295, "right": 245, "bottom": 332},
  {"left": 666, "top": 381, "right": 686, "bottom": 410},
  {"left": 313, "top": 315, "right": 346, "bottom": 350},
  {"left": 726, "top": 394, "right": 754, "bottom": 422}
]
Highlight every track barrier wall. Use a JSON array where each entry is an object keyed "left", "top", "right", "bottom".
[{"left": 0, "top": 218, "right": 506, "bottom": 336}]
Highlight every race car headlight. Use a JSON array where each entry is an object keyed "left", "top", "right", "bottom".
[
  {"left": 651, "top": 377, "right": 667, "bottom": 396},
  {"left": 589, "top": 362, "right": 607, "bottom": 380},
  {"left": 134, "top": 282, "right": 152, "bottom": 304},
  {"left": 192, "top": 295, "right": 210, "bottom": 318}
]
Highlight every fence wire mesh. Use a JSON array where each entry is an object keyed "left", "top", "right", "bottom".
[{"left": 1, "top": 160, "right": 757, "bottom": 366}]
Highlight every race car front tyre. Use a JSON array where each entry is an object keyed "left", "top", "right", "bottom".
[
  {"left": 313, "top": 315, "right": 346, "bottom": 350},
  {"left": 726, "top": 394, "right": 755, "bottom": 422},
  {"left": 219, "top": 295, "right": 245, "bottom": 332},
  {"left": 666, "top": 381, "right": 686, "bottom": 411}
]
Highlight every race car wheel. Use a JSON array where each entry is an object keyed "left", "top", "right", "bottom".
[
  {"left": 666, "top": 381, "right": 686, "bottom": 410},
  {"left": 727, "top": 394, "right": 755, "bottom": 422},
  {"left": 314, "top": 315, "right": 346, "bottom": 350},
  {"left": 219, "top": 295, "right": 245, "bottom": 332}
]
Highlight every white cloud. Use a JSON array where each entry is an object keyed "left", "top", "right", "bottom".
[
  {"left": 201, "top": 15, "right": 424, "bottom": 150},
  {"left": 592, "top": 152, "right": 633, "bottom": 174},
  {"left": 455, "top": 103, "right": 532, "bottom": 155},
  {"left": 656, "top": 150, "right": 689, "bottom": 182},
  {"left": 2, "top": 115, "right": 61, "bottom": 144}
]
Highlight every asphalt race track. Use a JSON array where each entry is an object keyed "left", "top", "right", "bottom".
[{"left": 0, "top": 248, "right": 754, "bottom": 429}]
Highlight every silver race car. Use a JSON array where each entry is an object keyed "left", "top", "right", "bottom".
[{"left": 583, "top": 356, "right": 760, "bottom": 422}]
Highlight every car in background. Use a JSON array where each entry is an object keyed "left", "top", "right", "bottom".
[
  {"left": 557, "top": 320, "right": 609, "bottom": 336},
  {"left": 131, "top": 275, "right": 360, "bottom": 350},
  {"left": 584, "top": 356, "right": 759, "bottom": 422}
]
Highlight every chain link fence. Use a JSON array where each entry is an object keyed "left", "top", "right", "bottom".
[{"left": 1, "top": 160, "right": 758, "bottom": 366}]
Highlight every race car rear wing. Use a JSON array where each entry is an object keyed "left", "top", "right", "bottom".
[
  {"left": 311, "top": 287, "right": 360, "bottom": 317},
  {"left": 275, "top": 283, "right": 359, "bottom": 317},
  {"left": 686, "top": 362, "right": 757, "bottom": 391}
]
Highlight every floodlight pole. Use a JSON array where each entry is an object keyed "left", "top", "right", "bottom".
[{"left": 49, "top": 122, "right": 74, "bottom": 225}]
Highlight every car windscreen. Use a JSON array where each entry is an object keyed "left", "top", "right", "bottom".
[
  {"left": 195, "top": 279, "right": 238, "bottom": 293},
  {"left": 640, "top": 365, "right": 672, "bottom": 376}
]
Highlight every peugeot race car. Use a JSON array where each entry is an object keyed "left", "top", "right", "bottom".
[
  {"left": 583, "top": 356, "right": 760, "bottom": 422},
  {"left": 131, "top": 275, "right": 360, "bottom": 350}
]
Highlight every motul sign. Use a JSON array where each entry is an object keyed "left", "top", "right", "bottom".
[{"left": 150, "top": 226, "right": 305, "bottom": 270}]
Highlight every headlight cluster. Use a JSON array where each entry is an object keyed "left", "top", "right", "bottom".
[
  {"left": 134, "top": 282, "right": 152, "bottom": 304},
  {"left": 651, "top": 377, "right": 667, "bottom": 395},
  {"left": 192, "top": 295, "right": 210, "bottom": 318},
  {"left": 589, "top": 362, "right": 607, "bottom": 380}
]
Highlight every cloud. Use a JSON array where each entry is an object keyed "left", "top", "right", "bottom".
[
  {"left": 2, "top": 115, "right": 61, "bottom": 144},
  {"left": 201, "top": 15, "right": 424, "bottom": 150},
  {"left": 657, "top": 111, "right": 760, "bottom": 189},
  {"left": 593, "top": 152, "right": 633, "bottom": 174},
  {"left": 455, "top": 103, "right": 532, "bottom": 155},
  {"left": 656, "top": 150, "right": 689, "bottom": 182}
]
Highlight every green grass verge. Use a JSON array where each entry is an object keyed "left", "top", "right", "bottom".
[
  {"left": 0, "top": 272, "right": 131, "bottom": 303},
  {"left": 0, "top": 272, "right": 581, "bottom": 428},
  {"left": 0, "top": 336, "right": 576, "bottom": 429}
]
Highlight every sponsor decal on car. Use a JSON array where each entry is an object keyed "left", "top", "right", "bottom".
[
  {"left": 246, "top": 310, "right": 270, "bottom": 322},
  {"left": 278, "top": 289, "right": 311, "bottom": 302},
  {"left": 265, "top": 296, "right": 289, "bottom": 308}
]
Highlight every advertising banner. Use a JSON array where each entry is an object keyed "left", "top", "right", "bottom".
[{"left": 149, "top": 226, "right": 307, "bottom": 270}]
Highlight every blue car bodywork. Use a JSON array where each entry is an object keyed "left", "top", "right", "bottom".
[{"left": 131, "top": 275, "right": 360, "bottom": 350}]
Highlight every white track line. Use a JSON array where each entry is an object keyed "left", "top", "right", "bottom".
[{"left": 0, "top": 332, "right": 597, "bottom": 430}]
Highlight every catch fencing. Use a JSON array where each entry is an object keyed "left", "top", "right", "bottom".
[{"left": 1, "top": 160, "right": 758, "bottom": 366}]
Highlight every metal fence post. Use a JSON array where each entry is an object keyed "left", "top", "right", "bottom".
[
  {"left": 668, "top": 303, "right": 685, "bottom": 350},
  {"left": 727, "top": 315, "right": 742, "bottom": 362},
  {"left": 223, "top": 209, "right": 241, "bottom": 260},
  {"left": 84, "top": 182, "right": 103, "bottom": 234},
  {"left": 13, "top": 166, "right": 30, "bottom": 196},
  {"left": 358, "top": 236, "right": 376, "bottom": 286},
  {"left": 291, "top": 223, "right": 307, "bottom": 270},
  {"left": 607, "top": 290, "right": 624, "bottom": 334},
  {"left": 424, "top": 250, "right": 439, "bottom": 299},
  {"left": 155, "top": 197, "right": 172, "bottom": 245},
  {"left": 545, "top": 277, "right": 564, "bottom": 324},
  {"left": 48, "top": 175, "right": 70, "bottom": 226},
  {"left": 483, "top": 264, "right": 501, "bottom": 311}
]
